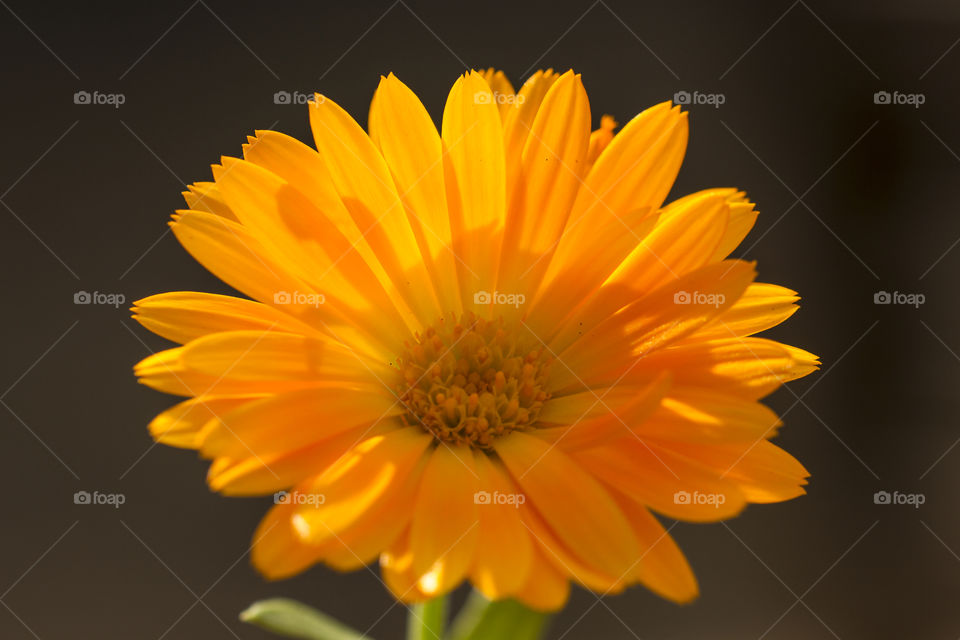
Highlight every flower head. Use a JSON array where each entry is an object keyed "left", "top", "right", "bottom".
[{"left": 134, "top": 68, "right": 818, "bottom": 610}]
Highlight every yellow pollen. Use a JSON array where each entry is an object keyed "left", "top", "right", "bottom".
[{"left": 395, "top": 312, "right": 552, "bottom": 449}]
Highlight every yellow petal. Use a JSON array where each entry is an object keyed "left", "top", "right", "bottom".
[
  {"left": 469, "top": 452, "right": 533, "bottom": 598},
  {"left": 148, "top": 395, "right": 259, "bottom": 449},
  {"left": 442, "top": 71, "right": 507, "bottom": 311},
  {"left": 608, "top": 189, "right": 731, "bottom": 294},
  {"left": 199, "top": 387, "right": 402, "bottom": 459},
  {"left": 498, "top": 71, "right": 591, "bottom": 300},
  {"left": 640, "top": 387, "right": 782, "bottom": 443},
  {"left": 565, "top": 102, "right": 687, "bottom": 259},
  {"left": 613, "top": 495, "right": 698, "bottom": 603},
  {"left": 170, "top": 210, "right": 314, "bottom": 311},
  {"left": 478, "top": 68, "right": 516, "bottom": 118},
  {"left": 371, "top": 74, "right": 462, "bottom": 316},
  {"left": 502, "top": 70, "right": 561, "bottom": 199},
  {"left": 381, "top": 528, "right": 431, "bottom": 604},
  {"left": 525, "top": 205, "right": 657, "bottom": 339},
  {"left": 293, "top": 427, "right": 432, "bottom": 544},
  {"left": 212, "top": 156, "right": 411, "bottom": 352},
  {"left": 251, "top": 502, "right": 322, "bottom": 580},
  {"left": 552, "top": 260, "right": 756, "bottom": 391},
  {"left": 132, "top": 291, "right": 314, "bottom": 345},
  {"left": 585, "top": 115, "right": 617, "bottom": 171},
  {"left": 691, "top": 282, "right": 800, "bottom": 341},
  {"left": 179, "top": 330, "right": 384, "bottom": 384},
  {"left": 409, "top": 445, "right": 479, "bottom": 595},
  {"left": 576, "top": 438, "right": 747, "bottom": 522},
  {"left": 661, "top": 439, "right": 809, "bottom": 504},
  {"left": 535, "top": 373, "right": 671, "bottom": 451},
  {"left": 208, "top": 427, "right": 380, "bottom": 496},
  {"left": 511, "top": 549, "right": 571, "bottom": 612},
  {"left": 635, "top": 337, "right": 819, "bottom": 399},
  {"left": 134, "top": 347, "right": 315, "bottom": 397},
  {"left": 181, "top": 181, "right": 236, "bottom": 220},
  {"left": 495, "top": 431, "right": 639, "bottom": 578},
  {"left": 316, "top": 461, "right": 423, "bottom": 571},
  {"left": 709, "top": 190, "right": 758, "bottom": 261},
  {"left": 309, "top": 93, "right": 442, "bottom": 329}
]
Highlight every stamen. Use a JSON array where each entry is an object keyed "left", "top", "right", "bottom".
[{"left": 394, "top": 312, "right": 552, "bottom": 449}]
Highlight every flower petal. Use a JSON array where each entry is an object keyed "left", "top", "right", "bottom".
[
  {"left": 470, "top": 451, "right": 533, "bottom": 598},
  {"left": 410, "top": 445, "right": 479, "bottom": 595},
  {"left": 293, "top": 427, "right": 432, "bottom": 544},
  {"left": 498, "top": 71, "right": 591, "bottom": 300},
  {"left": 309, "top": 93, "right": 442, "bottom": 328},
  {"left": 132, "top": 292, "right": 314, "bottom": 345},
  {"left": 199, "top": 387, "right": 402, "bottom": 459},
  {"left": 495, "top": 431, "right": 639, "bottom": 578},
  {"left": 576, "top": 437, "right": 747, "bottom": 522},
  {"left": 613, "top": 495, "right": 698, "bottom": 603},
  {"left": 148, "top": 395, "right": 259, "bottom": 449},
  {"left": 371, "top": 73, "right": 462, "bottom": 316},
  {"left": 442, "top": 71, "right": 507, "bottom": 311},
  {"left": 691, "top": 283, "right": 800, "bottom": 341}
]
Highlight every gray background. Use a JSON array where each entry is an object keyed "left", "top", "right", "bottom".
[{"left": 0, "top": 1, "right": 957, "bottom": 638}]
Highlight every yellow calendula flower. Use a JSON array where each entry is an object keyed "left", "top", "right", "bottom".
[{"left": 133, "top": 68, "right": 818, "bottom": 611}]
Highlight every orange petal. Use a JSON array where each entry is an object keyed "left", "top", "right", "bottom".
[
  {"left": 469, "top": 452, "right": 533, "bottom": 598},
  {"left": 409, "top": 445, "right": 479, "bottom": 596},
  {"left": 132, "top": 291, "right": 315, "bottom": 345},
  {"left": 442, "top": 71, "right": 507, "bottom": 312},
  {"left": 495, "top": 431, "right": 639, "bottom": 578}
]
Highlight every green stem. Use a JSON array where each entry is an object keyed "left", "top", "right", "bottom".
[
  {"left": 447, "top": 591, "right": 551, "bottom": 640},
  {"left": 446, "top": 590, "right": 492, "bottom": 640},
  {"left": 407, "top": 596, "right": 448, "bottom": 640}
]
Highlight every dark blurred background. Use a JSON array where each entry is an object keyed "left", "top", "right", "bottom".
[{"left": 1, "top": 1, "right": 957, "bottom": 638}]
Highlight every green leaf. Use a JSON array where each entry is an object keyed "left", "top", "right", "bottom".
[
  {"left": 407, "top": 596, "right": 447, "bottom": 640},
  {"left": 240, "top": 598, "right": 371, "bottom": 640},
  {"left": 447, "top": 591, "right": 550, "bottom": 640}
]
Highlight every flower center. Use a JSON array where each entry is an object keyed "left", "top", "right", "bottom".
[{"left": 394, "top": 312, "right": 552, "bottom": 449}]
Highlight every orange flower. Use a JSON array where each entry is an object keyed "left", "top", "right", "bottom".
[{"left": 134, "top": 68, "right": 817, "bottom": 611}]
